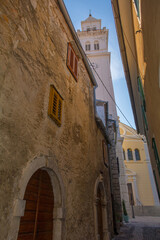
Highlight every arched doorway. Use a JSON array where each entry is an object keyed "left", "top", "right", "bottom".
[
  {"left": 97, "top": 184, "right": 104, "bottom": 240},
  {"left": 94, "top": 174, "right": 110, "bottom": 240},
  {"left": 17, "top": 169, "right": 54, "bottom": 240}
]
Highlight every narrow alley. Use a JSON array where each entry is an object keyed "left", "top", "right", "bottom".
[{"left": 113, "top": 217, "right": 160, "bottom": 240}]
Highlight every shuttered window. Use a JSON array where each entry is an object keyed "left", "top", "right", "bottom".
[
  {"left": 67, "top": 43, "right": 78, "bottom": 81},
  {"left": 138, "top": 76, "right": 146, "bottom": 111},
  {"left": 141, "top": 105, "right": 148, "bottom": 130},
  {"left": 153, "top": 170, "right": 160, "bottom": 200},
  {"left": 152, "top": 138, "right": 160, "bottom": 175},
  {"left": 48, "top": 85, "right": 63, "bottom": 126}
]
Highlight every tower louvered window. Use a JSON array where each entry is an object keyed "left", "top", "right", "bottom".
[
  {"left": 67, "top": 43, "right": 78, "bottom": 81},
  {"left": 48, "top": 85, "right": 63, "bottom": 126}
]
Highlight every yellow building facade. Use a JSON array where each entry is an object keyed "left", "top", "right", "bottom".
[
  {"left": 111, "top": 0, "right": 160, "bottom": 197},
  {"left": 119, "top": 122, "right": 159, "bottom": 206}
]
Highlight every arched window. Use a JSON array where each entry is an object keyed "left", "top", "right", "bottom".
[
  {"left": 94, "top": 41, "right": 99, "bottom": 50},
  {"left": 85, "top": 41, "right": 91, "bottom": 51},
  {"left": 123, "top": 149, "right": 126, "bottom": 160},
  {"left": 127, "top": 148, "right": 133, "bottom": 160},
  {"left": 135, "top": 149, "right": 141, "bottom": 160}
]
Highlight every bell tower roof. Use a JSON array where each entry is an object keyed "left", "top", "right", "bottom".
[
  {"left": 83, "top": 14, "right": 98, "bottom": 22},
  {"left": 81, "top": 14, "right": 101, "bottom": 31}
]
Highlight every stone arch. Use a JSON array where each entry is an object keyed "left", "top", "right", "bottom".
[
  {"left": 9, "top": 155, "right": 65, "bottom": 240},
  {"left": 94, "top": 174, "right": 110, "bottom": 240}
]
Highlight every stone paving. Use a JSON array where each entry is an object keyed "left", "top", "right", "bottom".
[{"left": 113, "top": 216, "right": 160, "bottom": 240}]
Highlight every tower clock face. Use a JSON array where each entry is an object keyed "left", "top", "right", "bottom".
[{"left": 90, "top": 62, "right": 98, "bottom": 69}]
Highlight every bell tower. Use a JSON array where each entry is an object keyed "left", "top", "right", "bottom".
[{"left": 77, "top": 14, "right": 117, "bottom": 120}]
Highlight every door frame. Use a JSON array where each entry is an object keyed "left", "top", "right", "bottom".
[
  {"left": 94, "top": 174, "right": 110, "bottom": 240},
  {"left": 9, "top": 156, "right": 65, "bottom": 240}
]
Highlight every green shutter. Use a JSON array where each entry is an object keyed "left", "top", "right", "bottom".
[
  {"left": 153, "top": 170, "right": 160, "bottom": 200},
  {"left": 141, "top": 105, "right": 148, "bottom": 130},
  {"left": 152, "top": 138, "right": 160, "bottom": 163},
  {"left": 152, "top": 138, "right": 160, "bottom": 176},
  {"left": 138, "top": 76, "right": 146, "bottom": 111}
]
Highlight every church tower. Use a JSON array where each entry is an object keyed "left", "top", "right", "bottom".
[
  {"left": 77, "top": 14, "right": 117, "bottom": 120},
  {"left": 78, "top": 14, "right": 132, "bottom": 218}
]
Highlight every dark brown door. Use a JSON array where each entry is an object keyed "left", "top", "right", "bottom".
[
  {"left": 17, "top": 169, "right": 54, "bottom": 240},
  {"left": 97, "top": 185, "right": 103, "bottom": 240},
  {"left": 127, "top": 183, "right": 134, "bottom": 206}
]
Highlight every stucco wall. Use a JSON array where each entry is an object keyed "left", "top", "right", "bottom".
[
  {"left": 141, "top": 0, "right": 160, "bottom": 191},
  {"left": 0, "top": 1, "right": 113, "bottom": 239},
  {"left": 121, "top": 125, "right": 156, "bottom": 206}
]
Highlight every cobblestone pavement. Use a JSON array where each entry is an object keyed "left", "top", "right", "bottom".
[{"left": 113, "top": 216, "right": 160, "bottom": 240}]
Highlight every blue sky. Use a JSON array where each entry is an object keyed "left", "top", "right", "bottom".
[{"left": 63, "top": 0, "right": 136, "bottom": 129}]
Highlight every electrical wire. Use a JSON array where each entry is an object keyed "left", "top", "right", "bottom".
[{"left": 87, "top": 57, "right": 143, "bottom": 140}]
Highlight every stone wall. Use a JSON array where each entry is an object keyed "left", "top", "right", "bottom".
[
  {"left": 0, "top": 0, "right": 112, "bottom": 239},
  {"left": 108, "top": 120, "right": 122, "bottom": 232}
]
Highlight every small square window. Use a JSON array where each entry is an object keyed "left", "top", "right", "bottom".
[
  {"left": 48, "top": 85, "right": 63, "bottom": 126},
  {"left": 67, "top": 43, "right": 78, "bottom": 81}
]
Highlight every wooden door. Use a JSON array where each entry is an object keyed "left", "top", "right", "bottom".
[
  {"left": 97, "top": 185, "right": 103, "bottom": 240},
  {"left": 127, "top": 183, "right": 134, "bottom": 206},
  {"left": 17, "top": 169, "right": 54, "bottom": 240}
]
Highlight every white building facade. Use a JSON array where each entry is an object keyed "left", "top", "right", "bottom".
[{"left": 77, "top": 15, "right": 132, "bottom": 217}]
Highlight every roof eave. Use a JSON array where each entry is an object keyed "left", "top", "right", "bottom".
[{"left": 57, "top": 0, "right": 97, "bottom": 87}]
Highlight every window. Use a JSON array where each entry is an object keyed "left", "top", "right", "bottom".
[
  {"left": 85, "top": 42, "right": 91, "bottom": 51},
  {"left": 67, "top": 43, "right": 78, "bottom": 81},
  {"left": 141, "top": 105, "right": 148, "bottom": 130},
  {"left": 93, "top": 26, "right": 96, "bottom": 31},
  {"left": 94, "top": 41, "right": 99, "bottom": 50},
  {"left": 135, "top": 149, "right": 140, "bottom": 160},
  {"left": 152, "top": 138, "right": 160, "bottom": 175},
  {"left": 127, "top": 149, "right": 133, "bottom": 160},
  {"left": 153, "top": 170, "right": 160, "bottom": 200},
  {"left": 87, "top": 27, "right": 91, "bottom": 31},
  {"left": 123, "top": 149, "right": 126, "bottom": 160},
  {"left": 48, "top": 85, "right": 63, "bottom": 126},
  {"left": 137, "top": 76, "right": 146, "bottom": 111}
]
